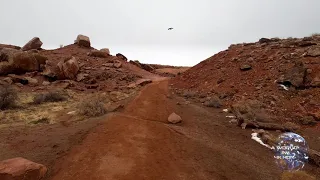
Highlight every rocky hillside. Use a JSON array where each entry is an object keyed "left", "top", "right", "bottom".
[
  {"left": 0, "top": 35, "right": 162, "bottom": 92},
  {"left": 172, "top": 35, "right": 320, "bottom": 128}
]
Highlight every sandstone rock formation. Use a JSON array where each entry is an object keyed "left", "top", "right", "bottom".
[
  {"left": 21, "top": 37, "right": 43, "bottom": 51},
  {"left": 0, "top": 157, "right": 47, "bottom": 180},
  {"left": 75, "top": 34, "right": 91, "bottom": 48}
]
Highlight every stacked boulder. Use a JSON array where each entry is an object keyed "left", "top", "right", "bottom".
[
  {"left": 75, "top": 34, "right": 91, "bottom": 48},
  {"left": 21, "top": 37, "right": 43, "bottom": 51},
  {"left": 88, "top": 48, "right": 110, "bottom": 58},
  {"left": 116, "top": 53, "right": 127, "bottom": 61},
  {"left": 42, "top": 56, "right": 79, "bottom": 80}
]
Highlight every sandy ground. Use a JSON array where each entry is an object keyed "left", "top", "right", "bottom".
[
  {"left": 0, "top": 86, "right": 140, "bottom": 178},
  {"left": 49, "top": 80, "right": 320, "bottom": 180}
]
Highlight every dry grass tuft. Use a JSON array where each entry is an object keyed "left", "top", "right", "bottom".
[
  {"left": 0, "top": 85, "right": 18, "bottom": 110},
  {"left": 78, "top": 96, "right": 107, "bottom": 117},
  {"left": 30, "top": 117, "right": 50, "bottom": 124},
  {"left": 33, "top": 91, "right": 67, "bottom": 104}
]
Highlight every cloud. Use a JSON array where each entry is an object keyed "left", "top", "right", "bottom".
[{"left": 1, "top": 0, "right": 319, "bottom": 65}]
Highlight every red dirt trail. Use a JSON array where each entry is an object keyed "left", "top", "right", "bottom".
[{"left": 50, "top": 80, "right": 316, "bottom": 180}]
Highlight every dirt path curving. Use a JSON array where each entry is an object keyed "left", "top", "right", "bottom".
[{"left": 51, "top": 80, "right": 305, "bottom": 180}]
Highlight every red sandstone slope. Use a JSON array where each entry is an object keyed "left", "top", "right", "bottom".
[
  {"left": 0, "top": 42, "right": 165, "bottom": 93},
  {"left": 40, "top": 44, "right": 159, "bottom": 80},
  {"left": 6, "top": 44, "right": 163, "bottom": 91},
  {"left": 172, "top": 36, "right": 320, "bottom": 124}
]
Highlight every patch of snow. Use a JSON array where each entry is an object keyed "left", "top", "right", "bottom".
[
  {"left": 251, "top": 133, "right": 275, "bottom": 150},
  {"left": 279, "top": 84, "right": 289, "bottom": 91},
  {"left": 223, "top": 109, "right": 229, "bottom": 112},
  {"left": 67, "top": 111, "right": 76, "bottom": 115},
  {"left": 226, "top": 115, "right": 236, "bottom": 118}
]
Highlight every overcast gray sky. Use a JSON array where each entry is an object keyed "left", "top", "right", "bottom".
[{"left": 1, "top": 0, "right": 320, "bottom": 65}]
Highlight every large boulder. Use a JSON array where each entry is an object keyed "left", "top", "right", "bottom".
[
  {"left": 258, "top": 38, "right": 272, "bottom": 44},
  {"left": 129, "top": 60, "right": 142, "bottom": 68},
  {"left": 279, "top": 61, "right": 307, "bottom": 88},
  {"left": 100, "top": 48, "right": 110, "bottom": 54},
  {"left": 0, "top": 157, "right": 47, "bottom": 180},
  {"left": 75, "top": 34, "right": 91, "bottom": 48},
  {"left": 306, "top": 46, "right": 320, "bottom": 57},
  {"left": 42, "top": 57, "right": 79, "bottom": 80},
  {"left": 21, "top": 37, "right": 43, "bottom": 51},
  {"left": 0, "top": 48, "right": 18, "bottom": 62},
  {"left": 141, "top": 64, "right": 155, "bottom": 72},
  {"left": 116, "top": 53, "right": 127, "bottom": 61},
  {"left": 62, "top": 57, "right": 79, "bottom": 79},
  {"left": 33, "top": 54, "right": 48, "bottom": 65},
  {"left": 13, "top": 52, "right": 39, "bottom": 72},
  {"left": 0, "top": 48, "right": 40, "bottom": 75},
  {"left": 42, "top": 60, "right": 65, "bottom": 80},
  {"left": 88, "top": 50, "right": 109, "bottom": 58}
]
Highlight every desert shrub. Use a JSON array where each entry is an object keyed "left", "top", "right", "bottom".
[
  {"left": 33, "top": 91, "right": 67, "bottom": 104},
  {"left": 0, "top": 85, "right": 18, "bottom": 110},
  {"left": 31, "top": 117, "right": 50, "bottom": 124},
  {"left": 204, "top": 96, "right": 223, "bottom": 108},
  {"left": 182, "top": 90, "right": 196, "bottom": 98},
  {"left": 78, "top": 96, "right": 107, "bottom": 117}
]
